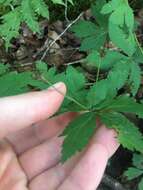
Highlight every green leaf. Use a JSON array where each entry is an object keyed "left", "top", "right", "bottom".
[
  {"left": 87, "top": 61, "right": 130, "bottom": 108},
  {"left": 87, "top": 79, "right": 109, "bottom": 108},
  {"left": 86, "top": 51, "right": 101, "bottom": 69},
  {"left": 0, "top": 7, "right": 21, "bottom": 48},
  {"left": 101, "top": 0, "right": 120, "bottom": 14},
  {"left": 35, "top": 60, "right": 48, "bottom": 74},
  {"left": 61, "top": 112, "right": 96, "bottom": 162},
  {"left": 72, "top": 20, "right": 107, "bottom": 52},
  {"left": 91, "top": 0, "right": 108, "bottom": 27},
  {"left": 139, "top": 178, "right": 143, "bottom": 190},
  {"left": 102, "top": 0, "right": 134, "bottom": 31},
  {"left": 0, "top": 72, "right": 33, "bottom": 97},
  {"left": 107, "top": 61, "right": 130, "bottom": 90},
  {"left": 129, "top": 62, "right": 141, "bottom": 96},
  {"left": 124, "top": 167, "right": 143, "bottom": 180},
  {"left": 21, "top": 0, "right": 40, "bottom": 33},
  {"left": 101, "top": 112, "right": 143, "bottom": 152},
  {"left": 72, "top": 21, "right": 98, "bottom": 38},
  {"left": 80, "top": 28, "right": 107, "bottom": 51},
  {"left": 62, "top": 67, "right": 87, "bottom": 111},
  {"left": 31, "top": 0, "right": 49, "bottom": 19},
  {"left": 65, "top": 66, "right": 85, "bottom": 94},
  {"left": 109, "top": 22, "right": 136, "bottom": 56},
  {"left": 86, "top": 50, "right": 127, "bottom": 70},
  {"left": 133, "top": 154, "right": 143, "bottom": 170},
  {"left": 103, "top": 95, "right": 143, "bottom": 118},
  {"left": 133, "top": 46, "right": 143, "bottom": 64},
  {"left": 30, "top": 65, "right": 87, "bottom": 112}
]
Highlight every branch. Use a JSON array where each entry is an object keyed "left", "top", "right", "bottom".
[{"left": 40, "top": 12, "right": 83, "bottom": 61}]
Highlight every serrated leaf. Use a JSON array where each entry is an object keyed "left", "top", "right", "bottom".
[
  {"left": 86, "top": 50, "right": 101, "bottom": 69},
  {"left": 21, "top": 0, "right": 40, "bottom": 33},
  {"left": 133, "top": 45, "right": 143, "bottom": 64},
  {"left": 35, "top": 60, "right": 48, "bottom": 74},
  {"left": 107, "top": 61, "right": 130, "bottom": 90},
  {"left": 0, "top": 7, "right": 21, "bottom": 48},
  {"left": 124, "top": 167, "right": 143, "bottom": 180},
  {"left": 31, "top": 0, "right": 49, "bottom": 18},
  {"left": 72, "top": 21, "right": 98, "bottom": 38},
  {"left": 103, "top": 95, "right": 143, "bottom": 118},
  {"left": 0, "top": 72, "right": 33, "bottom": 97},
  {"left": 102, "top": 0, "right": 134, "bottom": 31},
  {"left": 80, "top": 29, "right": 107, "bottom": 51},
  {"left": 133, "top": 154, "right": 143, "bottom": 170},
  {"left": 86, "top": 50, "right": 127, "bottom": 70},
  {"left": 91, "top": 0, "right": 108, "bottom": 27},
  {"left": 87, "top": 79, "right": 109, "bottom": 108},
  {"left": 65, "top": 66, "right": 85, "bottom": 94},
  {"left": 61, "top": 112, "right": 96, "bottom": 162},
  {"left": 30, "top": 65, "right": 87, "bottom": 112},
  {"left": 109, "top": 22, "right": 136, "bottom": 56},
  {"left": 129, "top": 62, "right": 141, "bottom": 96},
  {"left": 101, "top": 112, "right": 143, "bottom": 152}
]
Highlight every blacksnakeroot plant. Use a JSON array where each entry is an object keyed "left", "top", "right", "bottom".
[{"left": 0, "top": 0, "right": 143, "bottom": 164}]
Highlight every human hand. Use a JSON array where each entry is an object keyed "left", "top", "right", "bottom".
[{"left": 0, "top": 82, "right": 119, "bottom": 190}]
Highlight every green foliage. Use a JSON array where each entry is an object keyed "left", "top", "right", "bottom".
[
  {"left": 101, "top": 112, "right": 143, "bottom": 152},
  {"left": 61, "top": 112, "right": 96, "bottom": 162},
  {"left": 0, "top": 0, "right": 73, "bottom": 48},
  {"left": 0, "top": 0, "right": 143, "bottom": 163},
  {"left": 124, "top": 154, "right": 143, "bottom": 190}
]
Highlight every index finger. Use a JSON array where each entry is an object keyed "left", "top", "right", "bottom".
[{"left": 0, "top": 82, "right": 66, "bottom": 139}]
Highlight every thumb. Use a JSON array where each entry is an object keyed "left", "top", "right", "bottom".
[{"left": 0, "top": 82, "right": 66, "bottom": 139}]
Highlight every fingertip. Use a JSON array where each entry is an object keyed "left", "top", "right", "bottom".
[
  {"left": 93, "top": 125, "right": 120, "bottom": 158},
  {"left": 47, "top": 82, "right": 67, "bottom": 95}
]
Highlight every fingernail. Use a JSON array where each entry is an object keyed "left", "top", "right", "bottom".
[{"left": 48, "top": 82, "right": 65, "bottom": 91}]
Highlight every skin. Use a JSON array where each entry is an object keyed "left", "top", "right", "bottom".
[{"left": 0, "top": 82, "right": 119, "bottom": 190}]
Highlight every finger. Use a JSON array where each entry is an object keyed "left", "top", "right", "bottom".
[
  {"left": 0, "top": 82, "right": 66, "bottom": 139},
  {"left": 0, "top": 140, "right": 28, "bottom": 190},
  {"left": 18, "top": 113, "right": 77, "bottom": 180},
  {"left": 58, "top": 126, "right": 119, "bottom": 190},
  {"left": 29, "top": 153, "right": 81, "bottom": 190},
  {"left": 19, "top": 136, "right": 63, "bottom": 180},
  {"left": 6, "top": 112, "right": 77, "bottom": 155}
]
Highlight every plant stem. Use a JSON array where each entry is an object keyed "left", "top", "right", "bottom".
[
  {"left": 96, "top": 58, "right": 101, "bottom": 82},
  {"left": 40, "top": 76, "right": 89, "bottom": 111},
  {"left": 134, "top": 33, "right": 143, "bottom": 56}
]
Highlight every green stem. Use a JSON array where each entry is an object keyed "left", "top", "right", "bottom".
[
  {"left": 40, "top": 76, "right": 89, "bottom": 111},
  {"left": 134, "top": 33, "right": 143, "bottom": 56},
  {"left": 95, "top": 58, "right": 101, "bottom": 83}
]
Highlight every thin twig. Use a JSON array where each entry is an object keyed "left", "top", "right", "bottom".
[
  {"left": 40, "top": 12, "right": 83, "bottom": 61},
  {"left": 96, "top": 58, "right": 101, "bottom": 82},
  {"left": 65, "top": 0, "right": 70, "bottom": 22},
  {"left": 134, "top": 33, "right": 143, "bottom": 56},
  {"left": 64, "top": 58, "right": 86, "bottom": 66}
]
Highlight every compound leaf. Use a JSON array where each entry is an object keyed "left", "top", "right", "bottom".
[
  {"left": 61, "top": 112, "right": 96, "bottom": 162},
  {"left": 101, "top": 112, "right": 143, "bottom": 152}
]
